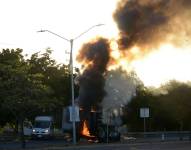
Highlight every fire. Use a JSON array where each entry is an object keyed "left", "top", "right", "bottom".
[
  {"left": 91, "top": 108, "right": 96, "bottom": 112},
  {"left": 81, "top": 120, "right": 91, "bottom": 137}
]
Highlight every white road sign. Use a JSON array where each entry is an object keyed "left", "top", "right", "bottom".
[
  {"left": 69, "top": 106, "right": 80, "bottom": 122},
  {"left": 140, "top": 108, "right": 150, "bottom": 118}
]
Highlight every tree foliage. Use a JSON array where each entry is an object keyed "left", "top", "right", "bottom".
[
  {"left": 123, "top": 80, "right": 191, "bottom": 131},
  {"left": 0, "top": 48, "right": 75, "bottom": 128}
]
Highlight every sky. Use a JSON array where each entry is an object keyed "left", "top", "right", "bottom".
[
  {"left": 0, "top": 0, "right": 118, "bottom": 64},
  {"left": 1, "top": 0, "right": 191, "bottom": 88}
]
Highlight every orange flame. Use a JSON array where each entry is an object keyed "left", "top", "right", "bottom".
[{"left": 81, "top": 120, "right": 91, "bottom": 137}]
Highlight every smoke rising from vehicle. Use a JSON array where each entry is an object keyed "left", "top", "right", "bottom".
[
  {"left": 113, "top": 0, "right": 191, "bottom": 50},
  {"left": 77, "top": 38, "right": 110, "bottom": 111},
  {"left": 76, "top": 0, "right": 191, "bottom": 112}
]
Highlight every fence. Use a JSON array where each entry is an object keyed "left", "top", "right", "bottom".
[{"left": 121, "top": 131, "right": 191, "bottom": 142}]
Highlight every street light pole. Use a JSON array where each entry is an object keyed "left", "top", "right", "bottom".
[
  {"left": 37, "top": 24, "right": 104, "bottom": 145},
  {"left": 69, "top": 39, "right": 76, "bottom": 144}
]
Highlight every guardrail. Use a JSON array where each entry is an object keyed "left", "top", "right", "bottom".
[{"left": 121, "top": 131, "right": 191, "bottom": 142}]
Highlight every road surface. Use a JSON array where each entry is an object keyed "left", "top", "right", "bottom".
[{"left": 0, "top": 140, "right": 191, "bottom": 150}]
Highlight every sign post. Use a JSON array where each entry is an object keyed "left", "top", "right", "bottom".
[
  {"left": 140, "top": 108, "right": 150, "bottom": 137},
  {"left": 69, "top": 106, "right": 80, "bottom": 122}
]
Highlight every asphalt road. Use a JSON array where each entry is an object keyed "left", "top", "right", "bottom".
[
  {"left": 0, "top": 139, "right": 67, "bottom": 150},
  {"left": 67, "top": 142, "right": 191, "bottom": 150},
  {"left": 0, "top": 140, "right": 191, "bottom": 150}
]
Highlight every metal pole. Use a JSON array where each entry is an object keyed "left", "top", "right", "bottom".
[
  {"left": 143, "top": 117, "right": 146, "bottom": 138},
  {"left": 37, "top": 24, "right": 104, "bottom": 145},
  {"left": 106, "top": 112, "right": 109, "bottom": 143},
  {"left": 70, "top": 39, "right": 76, "bottom": 145},
  {"left": 20, "top": 119, "right": 26, "bottom": 149}
]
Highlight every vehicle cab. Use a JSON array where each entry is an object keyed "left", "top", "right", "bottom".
[{"left": 32, "top": 116, "right": 54, "bottom": 139}]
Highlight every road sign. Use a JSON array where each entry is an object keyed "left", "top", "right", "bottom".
[
  {"left": 69, "top": 106, "right": 80, "bottom": 122},
  {"left": 140, "top": 108, "right": 150, "bottom": 118}
]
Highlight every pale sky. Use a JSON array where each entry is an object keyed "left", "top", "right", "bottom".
[
  {"left": 0, "top": 0, "right": 118, "bottom": 64},
  {"left": 1, "top": 0, "right": 191, "bottom": 87}
]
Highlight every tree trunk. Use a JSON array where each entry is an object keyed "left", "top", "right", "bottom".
[
  {"left": 179, "top": 121, "right": 183, "bottom": 141},
  {"left": 20, "top": 118, "right": 26, "bottom": 149},
  {"left": 14, "top": 119, "right": 19, "bottom": 134}
]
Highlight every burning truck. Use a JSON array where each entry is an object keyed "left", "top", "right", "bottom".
[
  {"left": 66, "top": 0, "right": 191, "bottom": 142},
  {"left": 62, "top": 105, "right": 121, "bottom": 142},
  {"left": 62, "top": 38, "right": 121, "bottom": 142}
]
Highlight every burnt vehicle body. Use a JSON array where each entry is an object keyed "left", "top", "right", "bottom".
[{"left": 62, "top": 106, "right": 120, "bottom": 142}]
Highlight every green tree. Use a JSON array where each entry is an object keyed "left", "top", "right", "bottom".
[
  {"left": 159, "top": 81, "right": 191, "bottom": 130},
  {"left": 0, "top": 48, "right": 52, "bottom": 128},
  {"left": 123, "top": 85, "right": 154, "bottom": 131},
  {"left": 0, "top": 48, "right": 54, "bottom": 148},
  {"left": 26, "top": 49, "right": 77, "bottom": 127},
  {"left": 123, "top": 80, "right": 191, "bottom": 131},
  {"left": 0, "top": 47, "right": 80, "bottom": 131}
]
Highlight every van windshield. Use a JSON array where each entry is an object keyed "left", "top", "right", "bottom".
[{"left": 34, "top": 121, "right": 50, "bottom": 128}]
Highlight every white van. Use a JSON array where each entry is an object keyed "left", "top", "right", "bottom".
[{"left": 32, "top": 116, "right": 54, "bottom": 139}]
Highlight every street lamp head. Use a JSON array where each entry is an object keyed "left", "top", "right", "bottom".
[
  {"left": 37, "top": 30, "right": 46, "bottom": 33},
  {"left": 95, "top": 24, "right": 105, "bottom": 27}
]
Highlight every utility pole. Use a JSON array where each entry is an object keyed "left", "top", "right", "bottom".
[{"left": 37, "top": 24, "right": 104, "bottom": 144}]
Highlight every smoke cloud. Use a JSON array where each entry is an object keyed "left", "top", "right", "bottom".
[
  {"left": 113, "top": 0, "right": 191, "bottom": 50},
  {"left": 77, "top": 38, "right": 111, "bottom": 112},
  {"left": 102, "top": 68, "right": 139, "bottom": 110},
  {"left": 76, "top": 0, "right": 191, "bottom": 113}
]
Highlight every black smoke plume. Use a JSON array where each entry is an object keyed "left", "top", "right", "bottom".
[
  {"left": 77, "top": 38, "right": 110, "bottom": 112},
  {"left": 76, "top": 0, "right": 191, "bottom": 114},
  {"left": 113, "top": 0, "right": 191, "bottom": 50}
]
